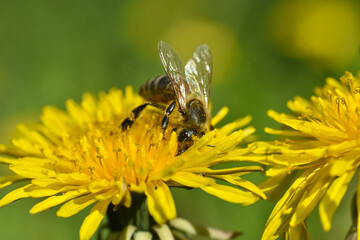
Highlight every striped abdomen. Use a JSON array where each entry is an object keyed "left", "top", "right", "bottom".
[{"left": 139, "top": 75, "right": 176, "bottom": 104}]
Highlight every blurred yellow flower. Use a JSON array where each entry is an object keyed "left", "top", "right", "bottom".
[
  {"left": 251, "top": 71, "right": 360, "bottom": 239},
  {"left": 121, "top": 0, "right": 240, "bottom": 83},
  {"left": 270, "top": 0, "right": 360, "bottom": 70},
  {"left": 0, "top": 87, "right": 265, "bottom": 240},
  {"left": 163, "top": 19, "right": 240, "bottom": 84}
]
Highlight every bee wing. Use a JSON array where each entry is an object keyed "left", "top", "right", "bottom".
[
  {"left": 184, "top": 44, "right": 212, "bottom": 107},
  {"left": 158, "top": 41, "right": 189, "bottom": 110}
]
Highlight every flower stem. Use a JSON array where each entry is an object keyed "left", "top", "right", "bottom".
[
  {"left": 106, "top": 193, "right": 154, "bottom": 232},
  {"left": 345, "top": 192, "right": 357, "bottom": 240}
]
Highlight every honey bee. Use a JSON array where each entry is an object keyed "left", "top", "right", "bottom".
[{"left": 122, "top": 41, "right": 213, "bottom": 154}]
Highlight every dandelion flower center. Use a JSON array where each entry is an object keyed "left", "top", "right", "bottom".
[{"left": 60, "top": 110, "right": 178, "bottom": 187}]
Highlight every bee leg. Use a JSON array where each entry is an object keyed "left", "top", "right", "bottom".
[
  {"left": 198, "top": 131, "right": 205, "bottom": 137},
  {"left": 121, "top": 118, "right": 134, "bottom": 131},
  {"left": 121, "top": 102, "right": 165, "bottom": 131},
  {"left": 161, "top": 101, "right": 176, "bottom": 138},
  {"left": 177, "top": 129, "right": 195, "bottom": 155}
]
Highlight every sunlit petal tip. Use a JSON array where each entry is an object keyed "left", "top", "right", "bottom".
[
  {"left": 0, "top": 185, "right": 31, "bottom": 208},
  {"left": 0, "top": 175, "right": 26, "bottom": 189},
  {"left": 266, "top": 109, "right": 278, "bottom": 118},
  {"left": 79, "top": 199, "right": 111, "bottom": 240},
  {"left": 211, "top": 106, "right": 229, "bottom": 126}
]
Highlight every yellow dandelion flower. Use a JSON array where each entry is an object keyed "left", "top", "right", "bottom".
[
  {"left": 269, "top": 0, "right": 360, "bottom": 70},
  {"left": 251, "top": 71, "right": 360, "bottom": 239},
  {"left": 0, "top": 86, "right": 265, "bottom": 240}
]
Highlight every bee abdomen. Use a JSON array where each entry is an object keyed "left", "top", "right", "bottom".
[{"left": 139, "top": 75, "right": 175, "bottom": 103}]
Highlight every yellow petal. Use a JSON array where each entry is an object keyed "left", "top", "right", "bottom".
[
  {"left": 30, "top": 188, "right": 89, "bottom": 214},
  {"left": 57, "top": 189, "right": 115, "bottom": 218},
  {"left": 123, "top": 190, "right": 132, "bottom": 208},
  {"left": 0, "top": 184, "right": 32, "bottom": 207},
  {"left": 16, "top": 124, "right": 51, "bottom": 149},
  {"left": 111, "top": 192, "right": 123, "bottom": 206},
  {"left": 211, "top": 107, "right": 229, "bottom": 126},
  {"left": 221, "top": 176, "right": 266, "bottom": 199},
  {"left": 290, "top": 166, "right": 333, "bottom": 226},
  {"left": 88, "top": 180, "right": 112, "bottom": 193},
  {"left": 259, "top": 169, "right": 293, "bottom": 200},
  {"left": 329, "top": 151, "right": 358, "bottom": 177},
  {"left": 56, "top": 193, "right": 98, "bottom": 218},
  {"left": 9, "top": 157, "right": 56, "bottom": 178},
  {"left": 221, "top": 145, "right": 288, "bottom": 166},
  {"left": 79, "top": 199, "right": 111, "bottom": 240},
  {"left": 286, "top": 96, "right": 312, "bottom": 113},
  {"left": 219, "top": 115, "right": 252, "bottom": 135},
  {"left": 201, "top": 166, "right": 263, "bottom": 176},
  {"left": 0, "top": 184, "right": 60, "bottom": 205},
  {"left": 81, "top": 92, "right": 97, "bottom": 116},
  {"left": 259, "top": 168, "right": 288, "bottom": 192},
  {"left": 319, "top": 169, "right": 355, "bottom": 231},
  {"left": 285, "top": 222, "right": 310, "bottom": 240},
  {"left": 0, "top": 144, "right": 28, "bottom": 157},
  {"left": 27, "top": 185, "right": 64, "bottom": 198},
  {"left": 65, "top": 99, "right": 91, "bottom": 128},
  {"left": 12, "top": 138, "right": 41, "bottom": 156},
  {"left": 41, "top": 106, "right": 73, "bottom": 136},
  {"left": 265, "top": 127, "right": 308, "bottom": 137},
  {"left": 213, "top": 130, "right": 251, "bottom": 153},
  {"left": 146, "top": 181, "right": 176, "bottom": 223},
  {"left": 326, "top": 139, "right": 360, "bottom": 156},
  {"left": 56, "top": 172, "right": 91, "bottom": 185},
  {"left": 0, "top": 156, "right": 18, "bottom": 164},
  {"left": 31, "top": 178, "right": 59, "bottom": 187},
  {"left": 0, "top": 175, "right": 26, "bottom": 189},
  {"left": 202, "top": 184, "right": 258, "bottom": 205},
  {"left": 170, "top": 172, "right": 215, "bottom": 188},
  {"left": 268, "top": 110, "right": 347, "bottom": 141},
  {"left": 245, "top": 141, "right": 330, "bottom": 166},
  {"left": 357, "top": 173, "right": 360, "bottom": 240},
  {"left": 262, "top": 168, "right": 316, "bottom": 240}
]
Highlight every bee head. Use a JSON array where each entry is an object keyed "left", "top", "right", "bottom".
[{"left": 184, "top": 99, "right": 207, "bottom": 131}]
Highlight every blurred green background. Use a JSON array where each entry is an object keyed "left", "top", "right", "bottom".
[{"left": 0, "top": 0, "right": 359, "bottom": 239}]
